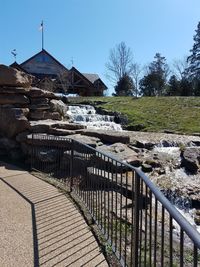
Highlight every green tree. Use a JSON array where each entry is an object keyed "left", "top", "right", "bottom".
[
  {"left": 114, "top": 74, "right": 135, "bottom": 96},
  {"left": 166, "top": 75, "right": 181, "bottom": 96},
  {"left": 186, "top": 21, "right": 200, "bottom": 95},
  {"left": 140, "top": 53, "right": 169, "bottom": 96}
]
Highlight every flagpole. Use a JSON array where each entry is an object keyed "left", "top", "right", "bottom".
[{"left": 42, "top": 20, "right": 44, "bottom": 50}]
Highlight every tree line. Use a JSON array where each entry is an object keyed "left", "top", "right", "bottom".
[{"left": 106, "top": 21, "right": 200, "bottom": 97}]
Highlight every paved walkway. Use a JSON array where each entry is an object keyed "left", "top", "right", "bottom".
[{"left": 0, "top": 162, "right": 108, "bottom": 267}]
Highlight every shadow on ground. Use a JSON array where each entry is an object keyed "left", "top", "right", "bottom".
[{"left": 0, "top": 162, "right": 108, "bottom": 267}]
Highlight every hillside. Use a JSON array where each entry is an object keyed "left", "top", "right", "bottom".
[{"left": 68, "top": 96, "right": 200, "bottom": 134}]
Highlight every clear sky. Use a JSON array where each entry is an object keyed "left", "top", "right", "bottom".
[{"left": 0, "top": 0, "right": 199, "bottom": 95}]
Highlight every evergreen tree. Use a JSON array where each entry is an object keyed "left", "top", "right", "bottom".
[
  {"left": 166, "top": 75, "right": 181, "bottom": 96},
  {"left": 180, "top": 78, "right": 192, "bottom": 96},
  {"left": 114, "top": 74, "right": 135, "bottom": 96},
  {"left": 186, "top": 21, "right": 200, "bottom": 95},
  {"left": 140, "top": 53, "right": 169, "bottom": 96}
]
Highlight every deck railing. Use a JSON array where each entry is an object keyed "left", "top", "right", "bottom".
[{"left": 30, "top": 134, "right": 200, "bottom": 267}]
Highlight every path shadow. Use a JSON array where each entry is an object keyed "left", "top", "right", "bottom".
[{"left": 0, "top": 162, "right": 107, "bottom": 267}]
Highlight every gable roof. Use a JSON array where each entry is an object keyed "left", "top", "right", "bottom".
[
  {"left": 20, "top": 49, "right": 68, "bottom": 71},
  {"left": 82, "top": 73, "right": 99, "bottom": 83},
  {"left": 82, "top": 73, "right": 107, "bottom": 89},
  {"left": 10, "top": 61, "right": 29, "bottom": 73},
  {"left": 70, "top": 67, "right": 94, "bottom": 87}
]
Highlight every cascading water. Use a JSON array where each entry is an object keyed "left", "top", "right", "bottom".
[
  {"left": 152, "top": 144, "right": 200, "bottom": 233},
  {"left": 66, "top": 105, "right": 122, "bottom": 131}
]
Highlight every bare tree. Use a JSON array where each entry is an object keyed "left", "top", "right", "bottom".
[
  {"left": 131, "top": 63, "right": 143, "bottom": 97},
  {"left": 172, "top": 57, "right": 188, "bottom": 79},
  {"left": 106, "top": 42, "right": 134, "bottom": 83},
  {"left": 57, "top": 70, "right": 71, "bottom": 93}
]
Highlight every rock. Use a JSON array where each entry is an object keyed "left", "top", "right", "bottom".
[
  {"left": 0, "top": 94, "right": 29, "bottom": 105},
  {"left": 133, "top": 140, "right": 155, "bottom": 150},
  {"left": 29, "top": 104, "right": 50, "bottom": 111},
  {"left": 49, "top": 99, "right": 68, "bottom": 117},
  {"left": 16, "top": 131, "right": 30, "bottom": 142},
  {"left": 157, "top": 168, "right": 165, "bottom": 175},
  {"left": 29, "top": 111, "right": 62, "bottom": 120},
  {"left": 82, "top": 129, "right": 130, "bottom": 144},
  {"left": 0, "top": 107, "right": 30, "bottom": 138},
  {"left": 127, "top": 145, "right": 141, "bottom": 153},
  {"left": 0, "top": 137, "right": 19, "bottom": 150},
  {"left": 27, "top": 87, "right": 59, "bottom": 99},
  {"left": 67, "top": 134, "right": 101, "bottom": 147},
  {"left": 194, "top": 216, "right": 200, "bottom": 226},
  {"left": 30, "top": 98, "right": 49, "bottom": 105},
  {"left": 142, "top": 163, "right": 153, "bottom": 173},
  {"left": 52, "top": 123, "right": 86, "bottom": 130},
  {"left": 21, "top": 143, "right": 31, "bottom": 155},
  {"left": 181, "top": 147, "right": 200, "bottom": 174},
  {"left": 48, "top": 128, "right": 76, "bottom": 136},
  {"left": 29, "top": 120, "right": 86, "bottom": 134},
  {"left": 0, "top": 64, "right": 32, "bottom": 87},
  {"left": 144, "top": 159, "right": 162, "bottom": 168},
  {"left": 0, "top": 87, "right": 30, "bottom": 94},
  {"left": 97, "top": 143, "right": 141, "bottom": 166},
  {"left": 30, "top": 121, "right": 51, "bottom": 133}
]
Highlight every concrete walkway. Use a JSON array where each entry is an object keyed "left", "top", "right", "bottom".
[{"left": 0, "top": 162, "right": 108, "bottom": 267}]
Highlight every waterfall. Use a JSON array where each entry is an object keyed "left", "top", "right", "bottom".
[{"left": 66, "top": 105, "right": 122, "bottom": 131}]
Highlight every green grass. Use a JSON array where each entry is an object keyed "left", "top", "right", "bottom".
[{"left": 69, "top": 96, "right": 200, "bottom": 134}]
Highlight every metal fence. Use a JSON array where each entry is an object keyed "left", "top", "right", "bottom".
[{"left": 30, "top": 134, "right": 200, "bottom": 267}]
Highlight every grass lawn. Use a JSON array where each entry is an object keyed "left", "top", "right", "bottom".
[{"left": 69, "top": 96, "right": 200, "bottom": 134}]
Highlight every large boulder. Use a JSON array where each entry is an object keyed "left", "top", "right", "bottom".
[
  {"left": 97, "top": 142, "right": 141, "bottom": 166},
  {"left": 67, "top": 134, "right": 101, "bottom": 147},
  {"left": 181, "top": 147, "right": 200, "bottom": 174},
  {"left": 0, "top": 64, "right": 32, "bottom": 87},
  {"left": 49, "top": 99, "right": 68, "bottom": 117},
  {"left": 0, "top": 107, "right": 30, "bottom": 138}
]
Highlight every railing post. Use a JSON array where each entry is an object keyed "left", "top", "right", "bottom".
[
  {"left": 133, "top": 172, "right": 140, "bottom": 267},
  {"left": 70, "top": 139, "right": 74, "bottom": 192}
]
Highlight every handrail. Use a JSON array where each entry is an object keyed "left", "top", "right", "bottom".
[
  {"left": 64, "top": 138, "right": 200, "bottom": 249},
  {"left": 30, "top": 134, "right": 200, "bottom": 266}
]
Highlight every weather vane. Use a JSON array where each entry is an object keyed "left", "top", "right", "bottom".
[{"left": 11, "top": 49, "right": 17, "bottom": 61}]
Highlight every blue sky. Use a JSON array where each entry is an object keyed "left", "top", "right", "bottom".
[{"left": 0, "top": 0, "right": 199, "bottom": 94}]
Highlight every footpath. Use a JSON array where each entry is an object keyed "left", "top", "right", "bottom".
[{"left": 0, "top": 161, "right": 108, "bottom": 267}]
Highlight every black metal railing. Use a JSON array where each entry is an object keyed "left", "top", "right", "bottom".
[{"left": 30, "top": 134, "right": 200, "bottom": 267}]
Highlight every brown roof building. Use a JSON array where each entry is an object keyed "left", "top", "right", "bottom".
[{"left": 10, "top": 49, "right": 107, "bottom": 96}]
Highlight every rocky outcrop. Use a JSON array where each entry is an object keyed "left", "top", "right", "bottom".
[
  {"left": 50, "top": 99, "right": 68, "bottom": 118},
  {"left": 0, "top": 107, "right": 30, "bottom": 138},
  {"left": 67, "top": 134, "right": 101, "bottom": 147},
  {"left": 97, "top": 143, "right": 141, "bottom": 166},
  {"left": 0, "top": 64, "right": 32, "bottom": 87},
  {"left": 82, "top": 129, "right": 130, "bottom": 144},
  {"left": 181, "top": 147, "right": 200, "bottom": 174}
]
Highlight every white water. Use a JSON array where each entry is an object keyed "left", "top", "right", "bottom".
[
  {"left": 153, "top": 146, "right": 200, "bottom": 233},
  {"left": 67, "top": 105, "right": 122, "bottom": 131},
  {"left": 174, "top": 208, "right": 200, "bottom": 234}
]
